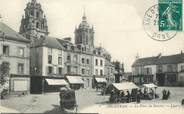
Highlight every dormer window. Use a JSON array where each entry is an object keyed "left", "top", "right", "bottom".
[
  {"left": 36, "top": 12, "right": 39, "bottom": 18},
  {"left": 36, "top": 22, "right": 39, "bottom": 28},
  {"left": 30, "top": 10, "right": 34, "bottom": 16},
  {"left": 71, "top": 46, "right": 74, "bottom": 51}
]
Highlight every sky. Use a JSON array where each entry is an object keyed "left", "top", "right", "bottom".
[{"left": 0, "top": 0, "right": 184, "bottom": 71}]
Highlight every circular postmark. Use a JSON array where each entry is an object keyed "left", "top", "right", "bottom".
[{"left": 143, "top": 4, "right": 177, "bottom": 41}]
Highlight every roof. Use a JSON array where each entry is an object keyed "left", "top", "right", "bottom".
[
  {"left": 143, "top": 83, "right": 158, "bottom": 88},
  {"left": 132, "top": 53, "right": 184, "bottom": 67},
  {"left": 34, "top": 36, "right": 64, "bottom": 50},
  {"left": 0, "top": 22, "right": 29, "bottom": 43},
  {"left": 112, "top": 82, "right": 139, "bottom": 91}
]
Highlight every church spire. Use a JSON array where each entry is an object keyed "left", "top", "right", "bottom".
[
  {"left": 82, "top": 11, "right": 87, "bottom": 21},
  {"left": 31, "top": 0, "right": 37, "bottom": 4}
]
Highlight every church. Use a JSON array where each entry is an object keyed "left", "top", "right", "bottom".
[{"left": 19, "top": 0, "right": 115, "bottom": 92}]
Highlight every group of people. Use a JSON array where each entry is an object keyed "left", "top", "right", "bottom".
[
  {"left": 162, "top": 89, "right": 170, "bottom": 100},
  {"left": 143, "top": 88, "right": 158, "bottom": 99},
  {"left": 109, "top": 89, "right": 142, "bottom": 103},
  {"left": 109, "top": 88, "right": 159, "bottom": 103}
]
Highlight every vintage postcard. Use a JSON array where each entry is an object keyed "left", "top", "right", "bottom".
[{"left": 0, "top": 0, "right": 184, "bottom": 114}]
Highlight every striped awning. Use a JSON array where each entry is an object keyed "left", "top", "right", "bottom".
[
  {"left": 45, "top": 79, "right": 68, "bottom": 85},
  {"left": 95, "top": 78, "right": 107, "bottom": 83},
  {"left": 66, "top": 76, "right": 84, "bottom": 84}
]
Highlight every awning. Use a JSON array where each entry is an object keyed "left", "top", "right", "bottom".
[
  {"left": 95, "top": 78, "right": 107, "bottom": 83},
  {"left": 143, "top": 83, "right": 158, "bottom": 88},
  {"left": 45, "top": 79, "right": 68, "bottom": 85},
  {"left": 66, "top": 76, "right": 84, "bottom": 84},
  {"left": 112, "top": 82, "right": 139, "bottom": 91}
]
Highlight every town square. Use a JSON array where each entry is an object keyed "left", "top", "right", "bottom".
[{"left": 0, "top": 0, "right": 184, "bottom": 113}]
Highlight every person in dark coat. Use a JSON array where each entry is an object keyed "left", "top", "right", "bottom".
[
  {"left": 162, "top": 89, "right": 166, "bottom": 100},
  {"left": 126, "top": 91, "right": 130, "bottom": 103},
  {"left": 166, "top": 90, "right": 170, "bottom": 99},
  {"left": 136, "top": 91, "right": 141, "bottom": 103},
  {"left": 120, "top": 91, "right": 125, "bottom": 103}
]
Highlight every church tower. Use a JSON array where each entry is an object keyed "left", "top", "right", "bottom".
[
  {"left": 19, "top": 0, "right": 49, "bottom": 44},
  {"left": 75, "top": 13, "right": 94, "bottom": 53}
]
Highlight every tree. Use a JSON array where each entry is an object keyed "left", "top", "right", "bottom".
[{"left": 0, "top": 61, "right": 10, "bottom": 85}]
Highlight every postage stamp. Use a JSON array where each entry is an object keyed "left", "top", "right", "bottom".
[
  {"left": 158, "top": 0, "right": 183, "bottom": 31},
  {"left": 143, "top": 4, "right": 177, "bottom": 41}
]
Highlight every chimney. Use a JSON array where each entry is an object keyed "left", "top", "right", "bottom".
[
  {"left": 157, "top": 53, "right": 162, "bottom": 58},
  {"left": 63, "top": 37, "right": 71, "bottom": 42}
]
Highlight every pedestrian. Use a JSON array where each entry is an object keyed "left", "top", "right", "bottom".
[
  {"left": 166, "top": 90, "right": 170, "bottom": 99},
  {"left": 126, "top": 91, "right": 130, "bottom": 103},
  {"left": 162, "top": 89, "right": 166, "bottom": 100},
  {"left": 150, "top": 88, "right": 154, "bottom": 99},
  {"left": 138, "top": 89, "right": 143, "bottom": 99},
  {"left": 136, "top": 91, "right": 141, "bottom": 103},
  {"left": 120, "top": 91, "right": 125, "bottom": 103},
  {"left": 182, "top": 99, "right": 184, "bottom": 105}
]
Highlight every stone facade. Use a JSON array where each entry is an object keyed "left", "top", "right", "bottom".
[
  {"left": 19, "top": 0, "right": 115, "bottom": 89},
  {"left": 132, "top": 53, "right": 184, "bottom": 86},
  {"left": 0, "top": 22, "right": 30, "bottom": 93}
]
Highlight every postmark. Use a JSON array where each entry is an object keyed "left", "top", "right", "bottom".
[
  {"left": 143, "top": 4, "right": 177, "bottom": 41},
  {"left": 158, "top": 0, "right": 182, "bottom": 31}
]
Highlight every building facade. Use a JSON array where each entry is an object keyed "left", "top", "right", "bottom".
[
  {"left": 18, "top": 0, "right": 115, "bottom": 90},
  {"left": 131, "top": 53, "right": 184, "bottom": 86},
  {"left": 0, "top": 22, "right": 30, "bottom": 94}
]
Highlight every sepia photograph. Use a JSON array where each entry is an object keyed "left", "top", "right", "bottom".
[{"left": 0, "top": 0, "right": 184, "bottom": 114}]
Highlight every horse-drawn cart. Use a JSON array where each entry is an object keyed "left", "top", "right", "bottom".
[{"left": 59, "top": 87, "right": 78, "bottom": 112}]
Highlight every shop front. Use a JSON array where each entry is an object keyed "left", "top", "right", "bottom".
[{"left": 66, "top": 76, "right": 84, "bottom": 90}]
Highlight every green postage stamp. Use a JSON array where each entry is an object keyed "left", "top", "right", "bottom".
[{"left": 159, "top": 0, "right": 182, "bottom": 31}]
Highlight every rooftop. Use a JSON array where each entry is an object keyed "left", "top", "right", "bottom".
[
  {"left": 0, "top": 22, "right": 29, "bottom": 43},
  {"left": 132, "top": 53, "right": 184, "bottom": 67}
]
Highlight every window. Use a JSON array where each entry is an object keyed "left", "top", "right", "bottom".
[
  {"left": 181, "top": 65, "right": 184, "bottom": 72},
  {"left": 73, "top": 67, "right": 78, "bottom": 74},
  {"left": 145, "top": 68, "right": 152, "bottom": 75},
  {"left": 58, "top": 57, "right": 62, "bottom": 65},
  {"left": 18, "top": 63, "right": 24, "bottom": 74},
  {"left": 30, "top": 10, "right": 34, "bottom": 16},
  {"left": 36, "top": 12, "right": 39, "bottom": 18},
  {"left": 100, "top": 70, "right": 103, "bottom": 76},
  {"left": 58, "top": 67, "right": 62, "bottom": 75},
  {"left": 18, "top": 47, "right": 24, "bottom": 57},
  {"left": 58, "top": 50, "right": 62, "bottom": 55},
  {"left": 48, "top": 66, "right": 53, "bottom": 74},
  {"left": 95, "top": 59, "right": 98, "bottom": 66},
  {"left": 36, "top": 22, "right": 39, "bottom": 28},
  {"left": 48, "top": 55, "right": 52, "bottom": 64},
  {"left": 67, "top": 55, "right": 71, "bottom": 61},
  {"left": 87, "top": 59, "right": 89, "bottom": 64},
  {"left": 100, "top": 60, "right": 103, "bottom": 66},
  {"left": 3, "top": 45, "right": 9, "bottom": 56},
  {"left": 82, "top": 69, "right": 85, "bottom": 74},
  {"left": 67, "top": 66, "right": 71, "bottom": 73},
  {"left": 48, "top": 48, "right": 52, "bottom": 55},
  {"left": 71, "top": 46, "right": 74, "bottom": 50},
  {"left": 82, "top": 58, "right": 85, "bottom": 64},
  {"left": 86, "top": 70, "right": 90, "bottom": 75},
  {"left": 157, "top": 65, "right": 163, "bottom": 73},
  {"left": 73, "top": 55, "right": 77, "bottom": 62},
  {"left": 167, "top": 65, "right": 173, "bottom": 72},
  {"left": 95, "top": 69, "right": 98, "bottom": 75}
]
